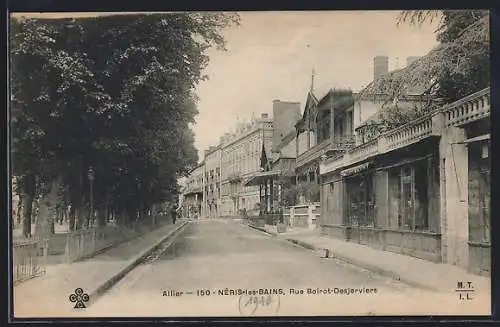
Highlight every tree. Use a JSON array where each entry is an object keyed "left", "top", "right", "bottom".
[
  {"left": 361, "top": 10, "right": 489, "bottom": 103},
  {"left": 10, "top": 13, "right": 240, "bottom": 234}
]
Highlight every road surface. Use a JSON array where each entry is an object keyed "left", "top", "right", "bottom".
[{"left": 84, "top": 220, "right": 447, "bottom": 317}]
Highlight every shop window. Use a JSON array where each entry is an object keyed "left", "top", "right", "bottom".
[
  {"left": 345, "top": 172, "right": 375, "bottom": 227},
  {"left": 390, "top": 160, "right": 429, "bottom": 231}
]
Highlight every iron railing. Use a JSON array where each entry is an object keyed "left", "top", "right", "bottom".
[
  {"left": 64, "top": 217, "right": 171, "bottom": 263},
  {"left": 13, "top": 239, "right": 48, "bottom": 285}
]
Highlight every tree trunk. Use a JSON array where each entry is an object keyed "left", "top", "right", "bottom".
[
  {"left": 21, "top": 194, "right": 33, "bottom": 238},
  {"left": 68, "top": 205, "right": 76, "bottom": 231},
  {"left": 78, "top": 205, "right": 90, "bottom": 229},
  {"left": 20, "top": 174, "right": 36, "bottom": 238},
  {"left": 35, "top": 180, "right": 60, "bottom": 239},
  {"left": 16, "top": 195, "right": 23, "bottom": 225},
  {"left": 96, "top": 202, "right": 106, "bottom": 228}
]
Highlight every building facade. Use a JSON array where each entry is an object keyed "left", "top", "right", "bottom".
[
  {"left": 202, "top": 146, "right": 222, "bottom": 218},
  {"left": 294, "top": 87, "right": 426, "bottom": 187},
  {"left": 183, "top": 100, "right": 301, "bottom": 218},
  {"left": 181, "top": 162, "right": 204, "bottom": 218},
  {"left": 318, "top": 88, "right": 490, "bottom": 276},
  {"left": 219, "top": 114, "right": 274, "bottom": 216}
]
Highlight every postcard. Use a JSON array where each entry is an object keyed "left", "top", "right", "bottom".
[{"left": 10, "top": 10, "right": 491, "bottom": 318}]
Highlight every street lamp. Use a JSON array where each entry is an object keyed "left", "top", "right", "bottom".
[{"left": 87, "top": 166, "right": 95, "bottom": 227}]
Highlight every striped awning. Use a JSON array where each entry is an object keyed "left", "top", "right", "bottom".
[
  {"left": 340, "top": 162, "right": 371, "bottom": 177},
  {"left": 243, "top": 170, "right": 282, "bottom": 186}
]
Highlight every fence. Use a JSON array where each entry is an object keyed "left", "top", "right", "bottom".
[{"left": 13, "top": 239, "right": 48, "bottom": 285}]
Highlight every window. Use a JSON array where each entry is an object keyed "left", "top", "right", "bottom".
[
  {"left": 344, "top": 172, "right": 375, "bottom": 227},
  {"left": 389, "top": 161, "right": 429, "bottom": 231}
]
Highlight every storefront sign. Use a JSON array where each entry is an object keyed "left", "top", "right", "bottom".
[{"left": 340, "top": 162, "right": 371, "bottom": 177}]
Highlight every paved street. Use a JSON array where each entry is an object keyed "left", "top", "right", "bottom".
[{"left": 80, "top": 220, "right": 462, "bottom": 317}]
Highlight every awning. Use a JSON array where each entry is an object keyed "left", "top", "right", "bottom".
[
  {"left": 183, "top": 189, "right": 203, "bottom": 196},
  {"left": 340, "top": 162, "right": 371, "bottom": 177},
  {"left": 243, "top": 170, "right": 282, "bottom": 186},
  {"left": 462, "top": 134, "right": 490, "bottom": 144}
]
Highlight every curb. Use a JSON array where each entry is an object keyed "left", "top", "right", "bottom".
[
  {"left": 241, "top": 223, "right": 277, "bottom": 236},
  {"left": 87, "top": 220, "right": 190, "bottom": 305},
  {"left": 240, "top": 223, "right": 440, "bottom": 292},
  {"left": 73, "top": 225, "right": 165, "bottom": 263},
  {"left": 284, "top": 237, "right": 440, "bottom": 292}
]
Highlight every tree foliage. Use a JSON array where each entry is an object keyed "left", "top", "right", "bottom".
[
  {"left": 10, "top": 13, "right": 240, "bottom": 232},
  {"left": 361, "top": 10, "right": 489, "bottom": 103}
]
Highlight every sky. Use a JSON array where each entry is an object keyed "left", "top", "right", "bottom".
[
  {"left": 193, "top": 11, "right": 439, "bottom": 160},
  {"left": 12, "top": 11, "right": 440, "bottom": 162}
]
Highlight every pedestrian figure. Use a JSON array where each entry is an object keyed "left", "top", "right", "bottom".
[{"left": 171, "top": 205, "right": 177, "bottom": 224}]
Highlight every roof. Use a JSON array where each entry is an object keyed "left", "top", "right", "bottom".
[
  {"left": 316, "top": 88, "right": 354, "bottom": 108},
  {"left": 272, "top": 129, "right": 296, "bottom": 153},
  {"left": 297, "top": 91, "right": 319, "bottom": 129},
  {"left": 187, "top": 161, "right": 205, "bottom": 175},
  {"left": 243, "top": 170, "right": 283, "bottom": 187}
]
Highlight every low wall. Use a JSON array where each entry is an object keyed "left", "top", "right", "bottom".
[
  {"left": 468, "top": 242, "right": 490, "bottom": 277},
  {"left": 320, "top": 225, "right": 347, "bottom": 239},
  {"left": 286, "top": 203, "right": 320, "bottom": 229},
  {"left": 247, "top": 216, "right": 265, "bottom": 228},
  {"left": 321, "top": 225, "right": 442, "bottom": 262}
]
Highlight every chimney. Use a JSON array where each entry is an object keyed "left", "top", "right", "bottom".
[
  {"left": 272, "top": 100, "right": 301, "bottom": 147},
  {"left": 406, "top": 56, "right": 420, "bottom": 67},
  {"left": 373, "top": 56, "right": 389, "bottom": 80}
]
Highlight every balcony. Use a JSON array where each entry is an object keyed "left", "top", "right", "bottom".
[
  {"left": 443, "top": 88, "right": 490, "bottom": 127},
  {"left": 384, "top": 115, "right": 435, "bottom": 153},
  {"left": 296, "top": 135, "right": 355, "bottom": 169},
  {"left": 321, "top": 113, "right": 440, "bottom": 175},
  {"left": 227, "top": 172, "right": 242, "bottom": 183},
  {"left": 345, "top": 138, "right": 378, "bottom": 166},
  {"left": 183, "top": 186, "right": 203, "bottom": 196}
]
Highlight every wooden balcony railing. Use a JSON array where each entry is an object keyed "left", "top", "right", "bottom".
[
  {"left": 297, "top": 135, "right": 355, "bottom": 168},
  {"left": 320, "top": 88, "right": 490, "bottom": 176}
]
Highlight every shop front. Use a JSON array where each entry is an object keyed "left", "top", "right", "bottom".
[
  {"left": 321, "top": 140, "right": 442, "bottom": 262},
  {"left": 464, "top": 120, "right": 490, "bottom": 276}
]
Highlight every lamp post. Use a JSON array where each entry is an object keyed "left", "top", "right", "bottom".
[{"left": 87, "top": 166, "right": 95, "bottom": 227}]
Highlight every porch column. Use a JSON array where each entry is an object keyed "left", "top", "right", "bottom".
[
  {"left": 440, "top": 125, "right": 468, "bottom": 266},
  {"left": 270, "top": 178, "right": 274, "bottom": 212},
  {"left": 259, "top": 182, "right": 262, "bottom": 215},
  {"left": 330, "top": 99, "right": 335, "bottom": 138},
  {"left": 278, "top": 182, "right": 282, "bottom": 207},
  {"left": 307, "top": 128, "right": 311, "bottom": 149},
  {"left": 296, "top": 130, "right": 300, "bottom": 158},
  {"left": 264, "top": 179, "right": 269, "bottom": 214}
]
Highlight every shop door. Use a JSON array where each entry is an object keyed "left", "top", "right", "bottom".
[
  {"left": 400, "top": 167, "right": 415, "bottom": 229},
  {"left": 346, "top": 176, "right": 364, "bottom": 243},
  {"left": 468, "top": 141, "right": 491, "bottom": 243}
]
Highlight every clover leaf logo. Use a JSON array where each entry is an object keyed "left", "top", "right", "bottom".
[{"left": 69, "top": 288, "right": 90, "bottom": 308}]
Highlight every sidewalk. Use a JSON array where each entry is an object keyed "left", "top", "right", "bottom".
[
  {"left": 13, "top": 219, "right": 190, "bottom": 317},
  {"left": 246, "top": 224, "right": 490, "bottom": 294}
]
